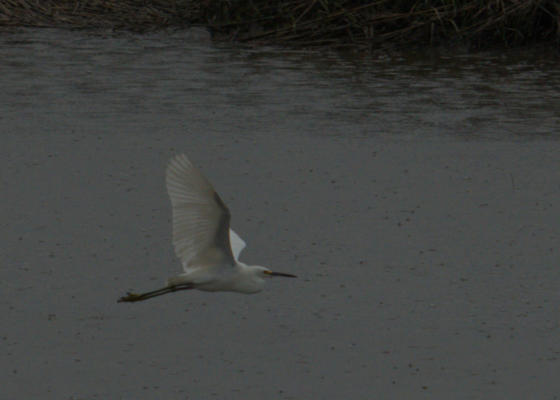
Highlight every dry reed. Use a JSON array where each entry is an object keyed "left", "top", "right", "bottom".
[
  {"left": 1, "top": 0, "right": 558, "bottom": 48},
  {"left": 204, "top": 0, "right": 560, "bottom": 48},
  {"left": 0, "top": 0, "right": 201, "bottom": 31}
]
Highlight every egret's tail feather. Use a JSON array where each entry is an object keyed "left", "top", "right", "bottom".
[{"left": 167, "top": 273, "right": 192, "bottom": 287}]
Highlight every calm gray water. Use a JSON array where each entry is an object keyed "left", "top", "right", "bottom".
[{"left": 1, "top": 28, "right": 559, "bottom": 399}]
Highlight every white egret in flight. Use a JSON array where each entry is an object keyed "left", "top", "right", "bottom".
[{"left": 118, "top": 154, "right": 296, "bottom": 302}]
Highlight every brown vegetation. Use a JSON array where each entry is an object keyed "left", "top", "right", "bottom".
[
  {"left": 1, "top": 0, "right": 558, "bottom": 49},
  {"left": 0, "top": 0, "right": 200, "bottom": 30},
  {"left": 204, "top": 0, "right": 560, "bottom": 48}
]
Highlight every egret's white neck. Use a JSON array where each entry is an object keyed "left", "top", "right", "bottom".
[{"left": 232, "top": 263, "right": 266, "bottom": 294}]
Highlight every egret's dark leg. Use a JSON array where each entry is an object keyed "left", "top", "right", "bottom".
[{"left": 118, "top": 284, "right": 194, "bottom": 302}]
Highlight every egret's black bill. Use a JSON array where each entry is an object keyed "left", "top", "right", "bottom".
[{"left": 269, "top": 271, "right": 297, "bottom": 278}]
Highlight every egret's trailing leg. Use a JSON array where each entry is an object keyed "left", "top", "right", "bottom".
[{"left": 118, "top": 284, "right": 194, "bottom": 302}]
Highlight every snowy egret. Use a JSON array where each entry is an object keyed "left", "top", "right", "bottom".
[{"left": 118, "top": 154, "right": 296, "bottom": 303}]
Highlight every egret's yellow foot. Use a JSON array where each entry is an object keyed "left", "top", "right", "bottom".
[{"left": 118, "top": 292, "right": 142, "bottom": 302}]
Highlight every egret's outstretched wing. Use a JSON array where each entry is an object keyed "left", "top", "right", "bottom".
[
  {"left": 229, "top": 229, "right": 246, "bottom": 261},
  {"left": 166, "top": 154, "right": 234, "bottom": 270}
]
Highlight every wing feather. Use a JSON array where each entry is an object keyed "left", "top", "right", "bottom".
[
  {"left": 229, "top": 229, "right": 246, "bottom": 261},
  {"left": 166, "top": 154, "right": 235, "bottom": 270}
]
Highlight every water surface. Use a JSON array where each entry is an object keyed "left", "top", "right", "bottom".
[{"left": 1, "top": 28, "right": 559, "bottom": 399}]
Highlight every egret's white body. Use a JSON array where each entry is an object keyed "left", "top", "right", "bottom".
[{"left": 119, "top": 154, "right": 295, "bottom": 302}]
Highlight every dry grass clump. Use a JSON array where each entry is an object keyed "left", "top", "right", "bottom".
[
  {"left": 0, "top": 0, "right": 558, "bottom": 48},
  {"left": 0, "top": 0, "right": 201, "bottom": 30},
  {"left": 203, "top": 0, "right": 560, "bottom": 48}
]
